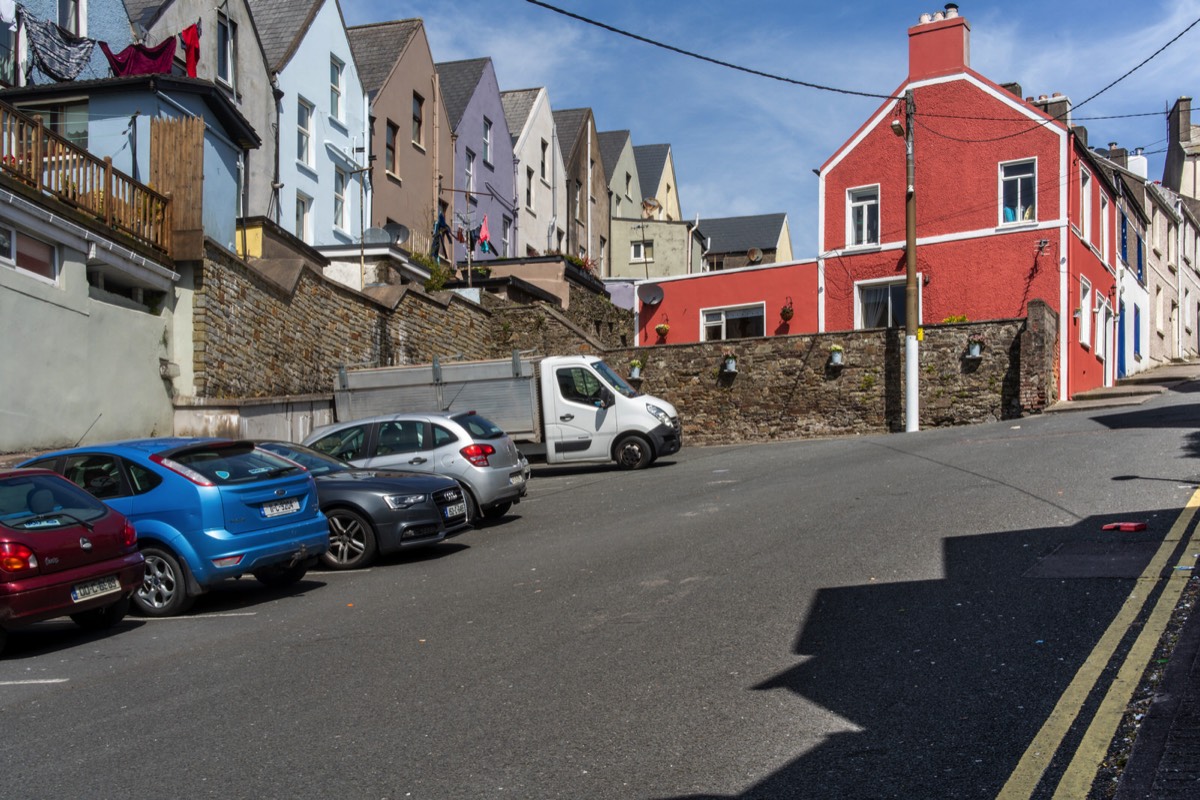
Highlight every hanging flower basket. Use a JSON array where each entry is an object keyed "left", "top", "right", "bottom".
[
  {"left": 780, "top": 299, "right": 795, "bottom": 322},
  {"left": 829, "top": 344, "right": 844, "bottom": 366},
  {"left": 721, "top": 351, "right": 738, "bottom": 373},
  {"left": 655, "top": 323, "right": 670, "bottom": 337}
]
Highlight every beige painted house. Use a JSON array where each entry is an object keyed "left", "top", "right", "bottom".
[
  {"left": 348, "top": 19, "right": 454, "bottom": 259},
  {"left": 502, "top": 87, "right": 567, "bottom": 257},
  {"left": 633, "top": 144, "right": 682, "bottom": 222}
]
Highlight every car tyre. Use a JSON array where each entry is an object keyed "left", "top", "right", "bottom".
[
  {"left": 464, "top": 489, "right": 481, "bottom": 523},
  {"left": 253, "top": 561, "right": 310, "bottom": 588},
  {"left": 135, "top": 546, "right": 195, "bottom": 617},
  {"left": 482, "top": 501, "right": 513, "bottom": 520},
  {"left": 71, "top": 595, "right": 130, "bottom": 630},
  {"left": 321, "top": 508, "right": 378, "bottom": 570},
  {"left": 614, "top": 434, "right": 653, "bottom": 470}
]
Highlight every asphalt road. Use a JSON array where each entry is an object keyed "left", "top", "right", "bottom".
[{"left": 3, "top": 385, "right": 1199, "bottom": 799}]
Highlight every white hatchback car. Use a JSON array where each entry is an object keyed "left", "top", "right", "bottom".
[{"left": 303, "top": 412, "right": 530, "bottom": 522}]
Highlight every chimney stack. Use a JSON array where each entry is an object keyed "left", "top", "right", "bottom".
[
  {"left": 908, "top": 5, "right": 971, "bottom": 80},
  {"left": 1106, "top": 142, "right": 1128, "bottom": 168}
]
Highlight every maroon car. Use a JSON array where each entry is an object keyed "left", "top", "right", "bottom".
[{"left": 0, "top": 468, "right": 144, "bottom": 654}]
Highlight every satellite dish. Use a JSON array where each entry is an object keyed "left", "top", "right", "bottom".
[
  {"left": 637, "top": 283, "right": 664, "bottom": 305},
  {"left": 384, "top": 222, "right": 410, "bottom": 245},
  {"left": 746, "top": 247, "right": 764, "bottom": 264},
  {"left": 362, "top": 227, "right": 391, "bottom": 245}
]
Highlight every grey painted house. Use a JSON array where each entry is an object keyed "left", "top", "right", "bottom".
[
  {"left": 437, "top": 57, "right": 517, "bottom": 265},
  {"left": 699, "top": 213, "right": 794, "bottom": 271},
  {"left": 552, "top": 107, "right": 609, "bottom": 273}
]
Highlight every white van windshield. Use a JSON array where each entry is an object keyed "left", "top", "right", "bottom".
[{"left": 592, "top": 360, "right": 639, "bottom": 398}]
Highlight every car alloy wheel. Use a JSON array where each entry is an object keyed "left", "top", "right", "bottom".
[
  {"left": 321, "top": 508, "right": 377, "bottom": 570},
  {"left": 135, "top": 546, "right": 194, "bottom": 617}
]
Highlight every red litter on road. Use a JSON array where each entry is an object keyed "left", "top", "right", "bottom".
[{"left": 1101, "top": 522, "right": 1148, "bottom": 532}]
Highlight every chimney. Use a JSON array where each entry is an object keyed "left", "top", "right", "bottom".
[
  {"left": 1000, "top": 82, "right": 1022, "bottom": 99},
  {"left": 1030, "top": 92, "right": 1072, "bottom": 127},
  {"left": 908, "top": 4, "right": 971, "bottom": 80},
  {"left": 1169, "top": 97, "right": 1193, "bottom": 148},
  {"left": 1106, "top": 142, "right": 1128, "bottom": 168},
  {"left": 1128, "top": 148, "right": 1148, "bottom": 180}
]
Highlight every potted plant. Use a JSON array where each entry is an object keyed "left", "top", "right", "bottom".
[
  {"left": 780, "top": 298, "right": 795, "bottom": 322},
  {"left": 966, "top": 334, "right": 985, "bottom": 358},
  {"left": 722, "top": 350, "right": 738, "bottom": 373},
  {"left": 629, "top": 358, "right": 644, "bottom": 379},
  {"left": 655, "top": 322, "right": 670, "bottom": 338},
  {"left": 829, "top": 343, "right": 844, "bottom": 366}
]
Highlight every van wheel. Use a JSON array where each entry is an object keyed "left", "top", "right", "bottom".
[
  {"left": 71, "top": 596, "right": 130, "bottom": 630},
  {"left": 614, "top": 435, "right": 653, "bottom": 470},
  {"left": 135, "top": 547, "right": 195, "bottom": 617}
]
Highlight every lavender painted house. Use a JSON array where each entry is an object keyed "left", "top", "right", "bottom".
[{"left": 435, "top": 58, "right": 516, "bottom": 266}]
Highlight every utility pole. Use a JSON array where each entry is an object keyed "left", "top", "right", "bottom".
[{"left": 902, "top": 89, "right": 919, "bottom": 432}]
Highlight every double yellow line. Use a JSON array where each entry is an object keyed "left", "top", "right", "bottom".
[{"left": 998, "top": 487, "right": 1200, "bottom": 799}]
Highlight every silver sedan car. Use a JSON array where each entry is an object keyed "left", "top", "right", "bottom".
[{"left": 303, "top": 411, "right": 530, "bottom": 522}]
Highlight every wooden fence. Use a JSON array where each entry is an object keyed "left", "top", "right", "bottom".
[{"left": 0, "top": 102, "right": 172, "bottom": 255}]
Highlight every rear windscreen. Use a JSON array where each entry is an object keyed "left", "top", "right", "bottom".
[
  {"left": 170, "top": 443, "right": 303, "bottom": 484},
  {"left": 453, "top": 414, "right": 506, "bottom": 440},
  {"left": 0, "top": 473, "right": 109, "bottom": 529}
]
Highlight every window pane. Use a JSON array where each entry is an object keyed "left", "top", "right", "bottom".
[
  {"left": 889, "top": 284, "right": 907, "bottom": 328},
  {"left": 861, "top": 286, "right": 889, "bottom": 328},
  {"left": 16, "top": 232, "right": 54, "bottom": 279}
]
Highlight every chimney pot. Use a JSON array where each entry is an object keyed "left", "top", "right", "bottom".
[
  {"left": 1025, "top": 96, "right": 1035, "bottom": 102},
  {"left": 1039, "top": 94, "right": 1048, "bottom": 101},
  {"left": 919, "top": 12, "right": 932, "bottom": 23},
  {"left": 1052, "top": 92, "right": 1063, "bottom": 98},
  {"left": 1108, "top": 142, "right": 1118, "bottom": 149},
  {"left": 933, "top": 10, "right": 945, "bottom": 21},
  {"left": 945, "top": 3, "right": 960, "bottom": 17}
]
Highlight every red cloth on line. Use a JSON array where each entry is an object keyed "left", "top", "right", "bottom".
[
  {"left": 99, "top": 38, "right": 177, "bottom": 77},
  {"left": 479, "top": 214, "right": 490, "bottom": 245},
  {"left": 179, "top": 24, "right": 200, "bottom": 78}
]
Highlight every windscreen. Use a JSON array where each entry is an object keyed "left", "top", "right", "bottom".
[{"left": 592, "top": 360, "right": 640, "bottom": 398}]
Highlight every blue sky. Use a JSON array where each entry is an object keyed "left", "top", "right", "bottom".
[{"left": 341, "top": 0, "right": 1200, "bottom": 257}]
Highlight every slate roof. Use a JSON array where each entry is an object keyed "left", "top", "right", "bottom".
[
  {"left": 247, "top": 0, "right": 323, "bottom": 72},
  {"left": 633, "top": 144, "right": 670, "bottom": 194},
  {"left": 347, "top": 19, "right": 421, "bottom": 95},
  {"left": 435, "top": 58, "right": 491, "bottom": 130},
  {"left": 122, "top": 0, "right": 162, "bottom": 30},
  {"left": 500, "top": 88, "right": 540, "bottom": 145},
  {"left": 552, "top": 108, "right": 589, "bottom": 161},
  {"left": 699, "top": 214, "right": 788, "bottom": 254},
  {"left": 597, "top": 130, "right": 630, "bottom": 184}
]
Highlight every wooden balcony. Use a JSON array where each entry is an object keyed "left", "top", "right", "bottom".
[{"left": 0, "top": 101, "right": 172, "bottom": 256}]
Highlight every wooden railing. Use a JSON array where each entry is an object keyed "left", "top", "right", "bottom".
[{"left": 0, "top": 103, "right": 172, "bottom": 256}]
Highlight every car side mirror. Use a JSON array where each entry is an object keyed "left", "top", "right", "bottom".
[{"left": 597, "top": 387, "right": 615, "bottom": 409}]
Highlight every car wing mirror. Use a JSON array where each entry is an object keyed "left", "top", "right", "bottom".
[{"left": 597, "top": 387, "right": 615, "bottom": 409}]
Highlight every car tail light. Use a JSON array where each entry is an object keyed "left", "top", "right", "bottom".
[
  {"left": 0, "top": 543, "right": 38, "bottom": 575},
  {"left": 212, "top": 555, "right": 243, "bottom": 568},
  {"left": 121, "top": 519, "right": 137, "bottom": 549},
  {"left": 460, "top": 443, "right": 495, "bottom": 467},
  {"left": 150, "top": 453, "right": 216, "bottom": 486}
]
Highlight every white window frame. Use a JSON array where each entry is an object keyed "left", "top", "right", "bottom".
[
  {"left": 1080, "top": 276, "right": 1092, "bottom": 347},
  {"left": 540, "top": 140, "right": 548, "bottom": 180},
  {"left": 216, "top": 12, "right": 237, "bottom": 89},
  {"left": 854, "top": 276, "right": 919, "bottom": 329},
  {"left": 631, "top": 240, "right": 653, "bottom": 262},
  {"left": 482, "top": 118, "right": 493, "bottom": 165},
  {"left": 333, "top": 168, "right": 347, "bottom": 231},
  {"left": 295, "top": 193, "right": 312, "bottom": 244},
  {"left": 297, "top": 98, "right": 313, "bottom": 167},
  {"left": 464, "top": 149, "right": 475, "bottom": 198},
  {"left": 1100, "top": 195, "right": 1110, "bottom": 265},
  {"left": 385, "top": 120, "right": 397, "bottom": 176},
  {"left": 0, "top": 225, "right": 58, "bottom": 283},
  {"left": 502, "top": 216, "right": 511, "bottom": 257},
  {"left": 846, "top": 184, "right": 879, "bottom": 248},
  {"left": 999, "top": 158, "right": 1037, "bottom": 225},
  {"left": 1095, "top": 297, "right": 1110, "bottom": 362},
  {"left": 59, "top": 0, "right": 85, "bottom": 36},
  {"left": 701, "top": 303, "right": 767, "bottom": 341},
  {"left": 1080, "top": 168, "right": 1092, "bottom": 243},
  {"left": 526, "top": 167, "right": 534, "bottom": 210},
  {"left": 329, "top": 56, "right": 344, "bottom": 122}
]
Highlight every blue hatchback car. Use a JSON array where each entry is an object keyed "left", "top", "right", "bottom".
[{"left": 22, "top": 438, "right": 329, "bottom": 617}]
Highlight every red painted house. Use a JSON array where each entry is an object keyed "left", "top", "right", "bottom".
[
  {"left": 818, "top": 5, "right": 1119, "bottom": 399},
  {"left": 635, "top": 260, "right": 819, "bottom": 346}
]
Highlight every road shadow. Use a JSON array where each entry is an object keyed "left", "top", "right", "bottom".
[
  {"left": 530, "top": 460, "right": 677, "bottom": 478},
  {"left": 657, "top": 509, "right": 1184, "bottom": 800}
]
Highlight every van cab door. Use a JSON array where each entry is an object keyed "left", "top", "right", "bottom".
[{"left": 544, "top": 365, "right": 620, "bottom": 462}]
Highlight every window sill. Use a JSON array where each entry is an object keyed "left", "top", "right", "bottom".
[
  {"left": 525, "top": 207, "right": 536, "bottom": 216},
  {"left": 540, "top": 177, "right": 551, "bottom": 189},
  {"left": 386, "top": 171, "right": 401, "bottom": 186},
  {"left": 843, "top": 243, "right": 881, "bottom": 253},
  {"left": 999, "top": 220, "right": 1039, "bottom": 231},
  {"left": 483, "top": 160, "right": 495, "bottom": 171},
  {"left": 296, "top": 161, "right": 318, "bottom": 179},
  {"left": 328, "top": 117, "right": 348, "bottom": 135},
  {"left": 412, "top": 141, "right": 426, "bottom": 154},
  {"left": 1153, "top": 246, "right": 1164, "bottom": 258}
]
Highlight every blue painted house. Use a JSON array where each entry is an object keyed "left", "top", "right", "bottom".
[{"left": 435, "top": 57, "right": 517, "bottom": 266}]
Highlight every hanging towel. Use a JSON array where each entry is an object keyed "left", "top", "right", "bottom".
[
  {"left": 22, "top": 11, "right": 95, "bottom": 81},
  {"left": 179, "top": 23, "right": 200, "bottom": 78},
  {"left": 99, "top": 38, "right": 176, "bottom": 77},
  {"left": 479, "top": 214, "right": 491, "bottom": 253}
]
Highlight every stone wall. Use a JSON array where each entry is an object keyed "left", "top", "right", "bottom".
[{"left": 608, "top": 316, "right": 1050, "bottom": 447}]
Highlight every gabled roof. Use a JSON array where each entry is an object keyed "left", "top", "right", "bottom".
[
  {"left": 347, "top": 19, "right": 422, "bottom": 95},
  {"left": 698, "top": 214, "right": 788, "bottom": 254},
  {"left": 597, "top": 130, "right": 630, "bottom": 183},
  {"left": 552, "top": 107, "right": 590, "bottom": 161},
  {"left": 435, "top": 58, "right": 491, "bottom": 130},
  {"left": 500, "top": 88, "right": 540, "bottom": 146},
  {"left": 247, "top": 0, "right": 324, "bottom": 72},
  {"left": 633, "top": 144, "right": 670, "bottom": 193}
]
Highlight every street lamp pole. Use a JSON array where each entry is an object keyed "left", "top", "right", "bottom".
[{"left": 902, "top": 89, "right": 919, "bottom": 433}]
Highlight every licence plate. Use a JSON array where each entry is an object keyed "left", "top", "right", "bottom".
[
  {"left": 263, "top": 497, "right": 301, "bottom": 518},
  {"left": 510, "top": 472, "right": 526, "bottom": 486},
  {"left": 443, "top": 502, "right": 467, "bottom": 519},
  {"left": 71, "top": 575, "right": 121, "bottom": 603}
]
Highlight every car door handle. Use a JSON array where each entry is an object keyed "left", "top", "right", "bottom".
[
  {"left": 560, "top": 414, "right": 574, "bottom": 421},
  {"left": 409, "top": 457, "right": 427, "bottom": 464}
]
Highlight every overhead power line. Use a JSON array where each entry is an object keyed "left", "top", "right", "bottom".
[{"left": 523, "top": 0, "right": 898, "bottom": 101}]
